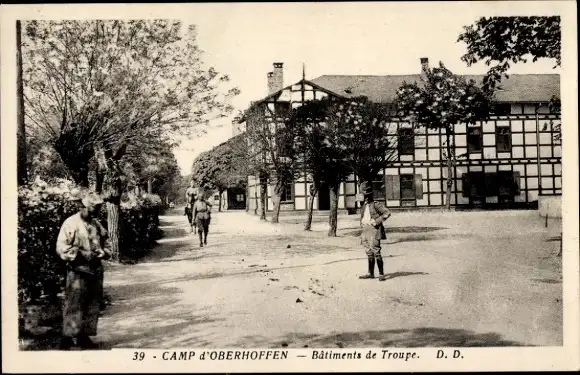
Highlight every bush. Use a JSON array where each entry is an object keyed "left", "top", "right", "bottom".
[
  {"left": 18, "top": 179, "right": 163, "bottom": 305},
  {"left": 18, "top": 178, "right": 85, "bottom": 305},
  {"left": 103, "top": 192, "right": 163, "bottom": 259}
]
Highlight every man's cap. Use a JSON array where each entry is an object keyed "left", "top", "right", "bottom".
[{"left": 82, "top": 192, "right": 105, "bottom": 207}]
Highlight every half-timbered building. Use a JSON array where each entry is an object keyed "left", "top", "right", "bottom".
[{"left": 240, "top": 59, "right": 561, "bottom": 212}]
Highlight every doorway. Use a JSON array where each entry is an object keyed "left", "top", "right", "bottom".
[{"left": 318, "top": 182, "right": 331, "bottom": 210}]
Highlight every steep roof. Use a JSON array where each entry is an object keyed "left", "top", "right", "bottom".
[{"left": 310, "top": 74, "right": 560, "bottom": 103}]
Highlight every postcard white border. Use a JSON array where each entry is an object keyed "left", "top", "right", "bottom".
[{"left": 2, "top": 1, "right": 578, "bottom": 372}]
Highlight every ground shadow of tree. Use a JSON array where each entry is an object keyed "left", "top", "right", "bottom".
[
  {"left": 342, "top": 226, "right": 447, "bottom": 238},
  {"left": 20, "top": 265, "right": 223, "bottom": 350},
  {"left": 235, "top": 327, "right": 529, "bottom": 348}
]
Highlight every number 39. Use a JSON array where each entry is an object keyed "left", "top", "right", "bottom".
[{"left": 133, "top": 352, "right": 145, "bottom": 361}]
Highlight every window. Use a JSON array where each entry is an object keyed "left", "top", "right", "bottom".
[
  {"left": 463, "top": 171, "right": 519, "bottom": 198},
  {"left": 463, "top": 171, "right": 486, "bottom": 197},
  {"left": 398, "top": 128, "right": 414, "bottom": 156},
  {"left": 274, "top": 102, "right": 291, "bottom": 118},
  {"left": 280, "top": 182, "right": 293, "bottom": 202},
  {"left": 400, "top": 174, "right": 415, "bottom": 199},
  {"left": 467, "top": 127, "right": 483, "bottom": 153},
  {"left": 236, "top": 194, "right": 244, "bottom": 202},
  {"left": 385, "top": 174, "right": 423, "bottom": 200},
  {"left": 495, "top": 126, "right": 512, "bottom": 152},
  {"left": 372, "top": 181, "right": 386, "bottom": 201},
  {"left": 276, "top": 127, "right": 293, "bottom": 157},
  {"left": 493, "top": 103, "right": 512, "bottom": 115}
]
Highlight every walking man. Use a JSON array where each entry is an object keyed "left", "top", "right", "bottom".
[
  {"left": 359, "top": 181, "right": 391, "bottom": 281},
  {"left": 185, "top": 180, "right": 198, "bottom": 233},
  {"left": 193, "top": 192, "right": 213, "bottom": 247},
  {"left": 56, "top": 192, "right": 111, "bottom": 349}
]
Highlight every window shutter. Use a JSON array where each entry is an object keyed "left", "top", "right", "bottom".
[
  {"left": 384, "top": 175, "right": 401, "bottom": 200},
  {"left": 414, "top": 174, "right": 423, "bottom": 199},
  {"left": 385, "top": 175, "right": 395, "bottom": 200},
  {"left": 462, "top": 173, "right": 470, "bottom": 197},
  {"left": 513, "top": 171, "right": 521, "bottom": 195}
]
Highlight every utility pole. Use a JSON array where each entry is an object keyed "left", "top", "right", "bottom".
[
  {"left": 17, "top": 20, "right": 28, "bottom": 185},
  {"left": 535, "top": 104, "right": 542, "bottom": 195}
]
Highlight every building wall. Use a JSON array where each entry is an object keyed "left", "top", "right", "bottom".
[{"left": 245, "top": 86, "right": 561, "bottom": 211}]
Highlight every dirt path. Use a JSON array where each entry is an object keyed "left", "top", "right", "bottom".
[{"left": 97, "top": 209, "right": 562, "bottom": 348}]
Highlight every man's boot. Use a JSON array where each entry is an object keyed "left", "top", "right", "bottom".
[
  {"left": 59, "top": 336, "right": 75, "bottom": 350},
  {"left": 376, "top": 256, "right": 386, "bottom": 281},
  {"left": 359, "top": 257, "right": 375, "bottom": 279},
  {"left": 77, "top": 334, "right": 98, "bottom": 349},
  {"left": 198, "top": 232, "right": 203, "bottom": 247}
]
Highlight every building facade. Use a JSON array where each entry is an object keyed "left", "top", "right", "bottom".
[{"left": 242, "top": 60, "right": 561, "bottom": 212}]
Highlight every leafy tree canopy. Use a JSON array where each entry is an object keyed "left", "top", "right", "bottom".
[
  {"left": 396, "top": 62, "right": 493, "bottom": 131},
  {"left": 458, "top": 16, "right": 561, "bottom": 93},
  {"left": 190, "top": 134, "right": 248, "bottom": 193},
  {"left": 22, "top": 20, "right": 240, "bottom": 185}
]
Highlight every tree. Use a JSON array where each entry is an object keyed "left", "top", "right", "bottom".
[
  {"left": 459, "top": 16, "right": 562, "bottom": 143},
  {"left": 288, "top": 98, "right": 349, "bottom": 233},
  {"left": 290, "top": 96, "right": 401, "bottom": 236},
  {"left": 244, "top": 102, "right": 301, "bottom": 223},
  {"left": 458, "top": 16, "right": 561, "bottom": 93},
  {"left": 17, "top": 20, "right": 28, "bottom": 185},
  {"left": 396, "top": 62, "right": 492, "bottom": 210},
  {"left": 22, "top": 20, "right": 239, "bottom": 260},
  {"left": 191, "top": 135, "right": 248, "bottom": 211},
  {"left": 121, "top": 137, "right": 181, "bottom": 202}
]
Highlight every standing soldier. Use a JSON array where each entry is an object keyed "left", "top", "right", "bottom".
[
  {"left": 193, "top": 192, "right": 213, "bottom": 247},
  {"left": 56, "top": 192, "right": 111, "bottom": 349},
  {"left": 184, "top": 180, "right": 198, "bottom": 233},
  {"left": 359, "top": 181, "right": 391, "bottom": 281}
]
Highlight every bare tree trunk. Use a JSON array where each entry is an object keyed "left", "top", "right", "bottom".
[
  {"left": 271, "top": 180, "right": 283, "bottom": 224},
  {"left": 96, "top": 147, "right": 124, "bottom": 262},
  {"left": 95, "top": 170, "right": 104, "bottom": 194},
  {"left": 106, "top": 201, "right": 120, "bottom": 261},
  {"left": 147, "top": 179, "right": 153, "bottom": 194},
  {"left": 328, "top": 183, "right": 340, "bottom": 237},
  {"left": 254, "top": 191, "right": 258, "bottom": 215},
  {"left": 304, "top": 186, "right": 318, "bottom": 231},
  {"left": 445, "top": 129, "right": 453, "bottom": 211},
  {"left": 218, "top": 189, "right": 223, "bottom": 212},
  {"left": 16, "top": 20, "right": 27, "bottom": 186},
  {"left": 259, "top": 176, "right": 267, "bottom": 221}
]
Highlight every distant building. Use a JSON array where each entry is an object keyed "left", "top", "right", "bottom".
[{"left": 240, "top": 59, "right": 561, "bottom": 212}]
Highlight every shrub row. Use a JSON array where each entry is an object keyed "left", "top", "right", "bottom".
[{"left": 18, "top": 178, "right": 162, "bottom": 306}]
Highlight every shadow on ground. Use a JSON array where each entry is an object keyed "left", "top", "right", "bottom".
[
  {"left": 383, "top": 271, "right": 429, "bottom": 280},
  {"left": 342, "top": 226, "right": 447, "bottom": 239},
  {"left": 235, "top": 327, "right": 528, "bottom": 348}
]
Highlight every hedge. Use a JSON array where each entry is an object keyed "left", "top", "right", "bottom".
[{"left": 18, "top": 178, "right": 162, "bottom": 306}]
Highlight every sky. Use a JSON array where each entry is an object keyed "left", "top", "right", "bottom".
[{"left": 173, "top": 2, "right": 562, "bottom": 175}]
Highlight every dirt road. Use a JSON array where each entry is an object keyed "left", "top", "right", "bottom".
[{"left": 97, "top": 208, "right": 563, "bottom": 348}]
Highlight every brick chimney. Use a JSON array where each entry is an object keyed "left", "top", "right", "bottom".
[
  {"left": 420, "top": 57, "right": 429, "bottom": 73},
  {"left": 272, "top": 62, "right": 284, "bottom": 92},
  {"left": 267, "top": 72, "right": 275, "bottom": 94}
]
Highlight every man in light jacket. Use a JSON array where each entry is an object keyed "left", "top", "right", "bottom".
[
  {"left": 359, "top": 181, "right": 391, "bottom": 281},
  {"left": 184, "top": 181, "right": 199, "bottom": 233},
  {"left": 56, "top": 192, "right": 111, "bottom": 349}
]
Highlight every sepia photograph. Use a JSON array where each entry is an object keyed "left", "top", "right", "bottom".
[{"left": 1, "top": 1, "right": 578, "bottom": 372}]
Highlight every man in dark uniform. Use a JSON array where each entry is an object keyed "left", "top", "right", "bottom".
[{"left": 359, "top": 181, "right": 391, "bottom": 281}]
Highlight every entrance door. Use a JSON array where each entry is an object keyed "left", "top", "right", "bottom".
[{"left": 318, "top": 183, "right": 331, "bottom": 210}]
